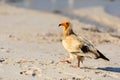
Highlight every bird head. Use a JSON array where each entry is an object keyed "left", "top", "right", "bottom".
[
  {"left": 58, "top": 21, "right": 70, "bottom": 29},
  {"left": 59, "top": 21, "right": 74, "bottom": 37}
]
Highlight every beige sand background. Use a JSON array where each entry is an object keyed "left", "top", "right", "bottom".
[{"left": 0, "top": 3, "right": 120, "bottom": 80}]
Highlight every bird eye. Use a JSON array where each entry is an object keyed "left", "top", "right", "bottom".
[{"left": 66, "top": 22, "right": 69, "bottom": 26}]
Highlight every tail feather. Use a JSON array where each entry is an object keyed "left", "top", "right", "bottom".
[{"left": 96, "top": 50, "right": 110, "bottom": 61}]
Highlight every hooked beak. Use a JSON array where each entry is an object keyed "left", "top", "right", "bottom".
[{"left": 58, "top": 24, "right": 62, "bottom": 27}]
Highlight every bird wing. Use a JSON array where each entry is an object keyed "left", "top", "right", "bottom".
[
  {"left": 78, "top": 36, "right": 109, "bottom": 61},
  {"left": 77, "top": 36, "right": 100, "bottom": 58}
]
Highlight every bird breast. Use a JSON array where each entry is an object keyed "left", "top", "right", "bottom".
[{"left": 62, "top": 35, "right": 82, "bottom": 53}]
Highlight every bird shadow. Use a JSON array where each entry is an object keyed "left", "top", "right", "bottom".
[
  {"left": 80, "top": 67, "right": 120, "bottom": 73},
  {"left": 97, "top": 67, "right": 120, "bottom": 73}
]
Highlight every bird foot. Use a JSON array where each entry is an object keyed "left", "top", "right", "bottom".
[{"left": 60, "top": 58, "right": 71, "bottom": 63}]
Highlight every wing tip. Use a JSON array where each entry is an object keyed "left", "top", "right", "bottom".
[{"left": 96, "top": 50, "right": 110, "bottom": 61}]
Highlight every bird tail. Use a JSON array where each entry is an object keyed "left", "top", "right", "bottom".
[{"left": 96, "top": 50, "right": 110, "bottom": 61}]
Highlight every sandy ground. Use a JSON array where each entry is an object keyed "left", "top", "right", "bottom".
[{"left": 0, "top": 4, "right": 120, "bottom": 80}]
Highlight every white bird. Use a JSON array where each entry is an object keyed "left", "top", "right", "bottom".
[{"left": 59, "top": 21, "right": 109, "bottom": 68}]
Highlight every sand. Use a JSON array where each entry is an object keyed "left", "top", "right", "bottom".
[{"left": 0, "top": 3, "right": 120, "bottom": 80}]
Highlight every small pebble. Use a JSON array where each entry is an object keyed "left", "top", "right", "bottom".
[
  {"left": 32, "top": 73, "right": 36, "bottom": 77},
  {"left": 0, "top": 59, "right": 5, "bottom": 63},
  {"left": 20, "top": 72, "right": 23, "bottom": 74}
]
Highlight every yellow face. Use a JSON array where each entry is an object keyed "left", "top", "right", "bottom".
[{"left": 59, "top": 21, "right": 69, "bottom": 28}]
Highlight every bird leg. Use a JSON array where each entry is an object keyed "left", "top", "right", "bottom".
[
  {"left": 70, "top": 57, "right": 81, "bottom": 68},
  {"left": 60, "top": 58, "right": 71, "bottom": 63},
  {"left": 78, "top": 58, "right": 81, "bottom": 67}
]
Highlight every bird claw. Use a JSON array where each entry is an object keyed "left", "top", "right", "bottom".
[{"left": 60, "top": 58, "right": 71, "bottom": 63}]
